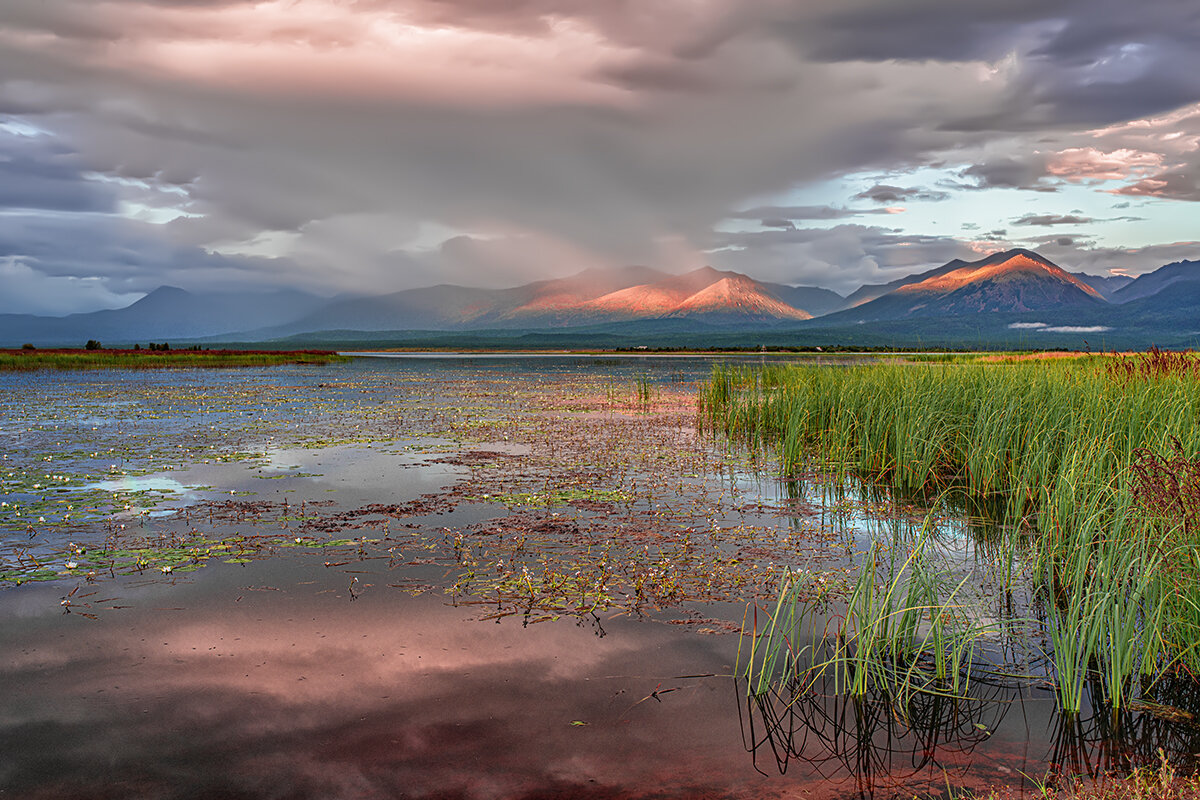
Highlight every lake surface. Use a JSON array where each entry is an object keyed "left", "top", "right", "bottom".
[{"left": 2, "top": 355, "right": 1193, "bottom": 798}]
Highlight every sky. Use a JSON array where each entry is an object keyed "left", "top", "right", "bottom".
[{"left": 1, "top": 0, "right": 1199, "bottom": 315}]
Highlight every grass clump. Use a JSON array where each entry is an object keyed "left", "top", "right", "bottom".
[{"left": 739, "top": 517, "right": 1004, "bottom": 713}]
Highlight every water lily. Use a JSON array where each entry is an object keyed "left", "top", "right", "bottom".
[{"left": 65, "top": 561, "right": 77, "bottom": 570}]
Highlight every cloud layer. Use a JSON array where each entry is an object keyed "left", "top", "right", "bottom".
[{"left": 1, "top": 0, "right": 1199, "bottom": 311}]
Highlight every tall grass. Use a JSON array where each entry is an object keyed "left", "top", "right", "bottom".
[
  {"left": 711, "top": 356, "right": 1200, "bottom": 712},
  {"left": 703, "top": 360, "right": 1200, "bottom": 520}
]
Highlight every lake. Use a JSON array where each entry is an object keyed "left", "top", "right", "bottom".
[{"left": 2, "top": 355, "right": 1190, "bottom": 799}]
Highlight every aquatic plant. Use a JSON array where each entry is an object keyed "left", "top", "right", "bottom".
[{"left": 740, "top": 514, "right": 1006, "bottom": 717}]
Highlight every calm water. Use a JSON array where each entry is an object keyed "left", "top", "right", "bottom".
[{"left": 2, "top": 355, "right": 1194, "bottom": 798}]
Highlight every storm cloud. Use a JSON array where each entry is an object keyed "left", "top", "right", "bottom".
[{"left": 0, "top": 0, "right": 1198, "bottom": 312}]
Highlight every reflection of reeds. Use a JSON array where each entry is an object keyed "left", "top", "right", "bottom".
[{"left": 739, "top": 672, "right": 1013, "bottom": 792}]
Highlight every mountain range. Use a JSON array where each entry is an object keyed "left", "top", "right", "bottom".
[{"left": 1, "top": 249, "right": 1197, "bottom": 350}]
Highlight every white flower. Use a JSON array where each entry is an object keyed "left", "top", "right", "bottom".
[{"left": 65, "top": 561, "right": 77, "bottom": 570}]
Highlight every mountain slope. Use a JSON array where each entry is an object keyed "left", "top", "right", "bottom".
[
  {"left": 1111, "top": 260, "right": 1200, "bottom": 304},
  {"left": 760, "top": 283, "right": 846, "bottom": 316},
  {"left": 818, "top": 249, "right": 1106, "bottom": 324},
  {"left": 279, "top": 284, "right": 504, "bottom": 333},
  {"left": 577, "top": 267, "right": 812, "bottom": 323},
  {"left": 265, "top": 265, "right": 813, "bottom": 334},
  {"left": 497, "top": 265, "right": 669, "bottom": 323},
  {"left": 669, "top": 276, "right": 811, "bottom": 319},
  {"left": 1070, "top": 271, "right": 1133, "bottom": 298},
  {"left": 842, "top": 259, "right": 970, "bottom": 308}
]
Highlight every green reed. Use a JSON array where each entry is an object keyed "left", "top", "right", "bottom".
[
  {"left": 739, "top": 518, "right": 1003, "bottom": 716},
  {"left": 711, "top": 358, "right": 1200, "bottom": 712},
  {"left": 635, "top": 375, "right": 655, "bottom": 408},
  {"left": 703, "top": 360, "right": 1200, "bottom": 518}
]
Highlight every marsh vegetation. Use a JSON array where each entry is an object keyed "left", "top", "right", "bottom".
[
  {"left": 704, "top": 351, "right": 1200, "bottom": 790},
  {"left": 0, "top": 348, "right": 347, "bottom": 370}
]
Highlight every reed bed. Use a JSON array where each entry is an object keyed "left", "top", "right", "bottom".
[
  {"left": 0, "top": 349, "right": 347, "bottom": 370},
  {"left": 710, "top": 354, "right": 1200, "bottom": 714}
]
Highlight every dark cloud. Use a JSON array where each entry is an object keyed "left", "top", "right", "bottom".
[
  {"left": 0, "top": 130, "right": 114, "bottom": 213},
  {"left": 766, "top": 0, "right": 1051, "bottom": 64},
  {"left": 957, "top": 157, "right": 1058, "bottom": 191},
  {"left": 0, "top": 211, "right": 308, "bottom": 314},
  {"left": 728, "top": 204, "right": 899, "bottom": 222},
  {"left": 767, "top": 0, "right": 1200, "bottom": 132},
  {"left": 853, "top": 184, "right": 950, "bottom": 203},
  {"left": 1012, "top": 213, "right": 1093, "bottom": 226},
  {"left": 1021, "top": 233, "right": 1099, "bottom": 248}
]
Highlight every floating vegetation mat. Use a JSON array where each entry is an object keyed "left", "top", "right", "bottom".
[{"left": 0, "top": 360, "right": 865, "bottom": 623}]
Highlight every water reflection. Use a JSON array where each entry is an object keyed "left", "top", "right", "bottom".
[
  {"left": 1042, "top": 675, "right": 1200, "bottom": 786},
  {"left": 741, "top": 673, "right": 1200, "bottom": 798},
  {"left": 741, "top": 675, "right": 1039, "bottom": 798},
  {"left": 0, "top": 562, "right": 768, "bottom": 800}
]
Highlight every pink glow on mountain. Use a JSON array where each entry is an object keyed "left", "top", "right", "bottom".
[
  {"left": 897, "top": 252, "right": 1103, "bottom": 298},
  {"left": 674, "top": 277, "right": 812, "bottom": 319}
]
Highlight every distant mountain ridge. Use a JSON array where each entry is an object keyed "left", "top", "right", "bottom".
[
  {"left": 0, "top": 287, "right": 327, "bottom": 347},
  {"left": 2, "top": 248, "right": 1197, "bottom": 348},
  {"left": 256, "top": 266, "right": 821, "bottom": 337},
  {"left": 1111, "top": 260, "right": 1200, "bottom": 303},
  {"left": 843, "top": 259, "right": 970, "bottom": 308}
]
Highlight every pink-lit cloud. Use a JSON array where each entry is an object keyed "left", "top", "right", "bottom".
[
  {"left": 1081, "top": 102, "right": 1200, "bottom": 200},
  {"left": 1046, "top": 147, "right": 1163, "bottom": 182}
]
